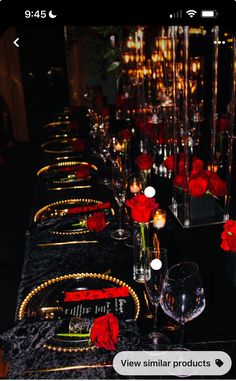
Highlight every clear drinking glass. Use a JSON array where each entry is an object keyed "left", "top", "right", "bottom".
[
  {"left": 110, "top": 168, "right": 130, "bottom": 240},
  {"left": 160, "top": 261, "right": 206, "bottom": 351},
  {"left": 142, "top": 247, "right": 171, "bottom": 350}
]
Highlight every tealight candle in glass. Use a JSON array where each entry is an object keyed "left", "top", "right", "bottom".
[
  {"left": 114, "top": 140, "right": 125, "bottom": 152},
  {"left": 207, "top": 163, "right": 218, "bottom": 173},
  {"left": 129, "top": 178, "right": 142, "bottom": 195},
  {"left": 152, "top": 209, "right": 167, "bottom": 229}
]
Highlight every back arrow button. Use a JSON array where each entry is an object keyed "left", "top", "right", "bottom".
[{"left": 13, "top": 38, "right": 19, "bottom": 47}]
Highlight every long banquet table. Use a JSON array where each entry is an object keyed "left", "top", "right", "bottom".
[{"left": 1, "top": 113, "right": 236, "bottom": 379}]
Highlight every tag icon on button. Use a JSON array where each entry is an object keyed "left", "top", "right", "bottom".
[{"left": 215, "top": 359, "right": 224, "bottom": 368}]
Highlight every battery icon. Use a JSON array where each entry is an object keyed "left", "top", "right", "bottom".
[{"left": 201, "top": 10, "right": 218, "bottom": 18}]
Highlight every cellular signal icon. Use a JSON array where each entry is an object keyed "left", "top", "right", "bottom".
[
  {"left": 186, "top": 9, "right": 197, "bottom": 18},
  {"left": 170, "top": 10, "right": 182, "bottom": 18}
]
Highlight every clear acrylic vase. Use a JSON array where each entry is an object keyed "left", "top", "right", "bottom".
[{"left": 133, "top": 222, "right": 150, "bottom": 283}]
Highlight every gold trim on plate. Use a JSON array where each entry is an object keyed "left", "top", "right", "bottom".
[
  {"left": 18, "top": 272, "right": 140, "bottom": 352},
  {"left": 41, "top": 138, "right": 82, "bottom": 154},
  {"left": 33, "top": 198, "right": 103, "bottom": 222},
  {"left": 37, "top": 161, "right": 98, "bottom": 176},
  {"left": 47, "top": 185, "right": 92, "bottom": 191},
  {"left": 43, "top": 121, "right": 71, "bottom": 130}
]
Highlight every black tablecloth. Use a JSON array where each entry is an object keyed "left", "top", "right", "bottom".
[{"left": 1, "top": 138, "right": 236, "bottom": 379}]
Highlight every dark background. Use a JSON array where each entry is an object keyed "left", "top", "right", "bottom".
[{"left": 0, "top": 17, "right": 236, "bottom": 350}]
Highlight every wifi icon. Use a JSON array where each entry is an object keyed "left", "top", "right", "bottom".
[{"left": 186, "top": 9, "right": 197, "bottom": 18}]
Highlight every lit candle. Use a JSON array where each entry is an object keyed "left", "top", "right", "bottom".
[
  {"left": 192, "top": 62, "right": 197, "bottom": 73},
  {"left": 114, "top": 141, "right": 125, "bottom": 152},
  {"left": 213, "top": 165, "right": 218, "bottom": 173},
  {"left": 130, "top": 180, "right": 142, "bottom": 194},
  {"left": 153, "top": 209, "right": 167, "bottom": 229},
  {"left": 207, "top": 164, "right": 218, "bottom": 173}
]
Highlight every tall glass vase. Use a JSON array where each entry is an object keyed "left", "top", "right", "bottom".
[
  {"left": 140, "top": 169, "right": 151, "bottom": 189},
  {"left": 133, "top": 222, "right": 150, "bottom": 283}
]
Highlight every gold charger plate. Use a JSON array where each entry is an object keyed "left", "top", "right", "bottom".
[
  {"left": 37, "top": 161, "right": 98, "bottom": 184},
  {"left": 43, "top": 121, "right": 71, "bottom": 130},
  {"left": 33, "top": 198, "right": 113, "bottom": 235},
  {"left": 42, "top": 121, "right": 79, "bottom": 139},
  {"left": 18, "top": 273, "right": 140, "bottom": 353},
  {"left": 41, "top": 138, "right": 85, "bottom": 154}
]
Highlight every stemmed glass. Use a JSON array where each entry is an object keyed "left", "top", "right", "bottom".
[
  {"left": 96, "top": 115, "right": 112, "bottom": 186},
  {"left": 110, "top": 166, "right": 130, "bottom": 240},
  {"left": 160, "top": 261, "right": 206, "bottom": 351},
  {"left": 142, "top": 247, "right": 171, "bottom": 350}
]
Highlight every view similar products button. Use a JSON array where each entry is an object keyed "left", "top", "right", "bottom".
[{"left": 113, "top": 351, "right": 232, "bottom": 377}]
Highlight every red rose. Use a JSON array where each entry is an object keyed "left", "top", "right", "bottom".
[
  {"left": 217, "top": 117, "right": 229, "bottom": 133},
  {"left": 173, "top": 174, "right": 186, "bottom": 190},
  {"left": 94, "top": 94, "right": 104, "bottom": 106},
  {"left": 76, "top": 166, "right": 91, "bottom": 179},
  {"left": 119, "top": 128, "right": 132, "bottom": 141},
  {"left": 207, "top": 172, "right": 226, "bottom": 197},
  {"left": 116, "top": 94, "right": 127, "bottom": 107},
  {"left": 90, "top": 313, "right": 119, "bottom": 350},
  {"left": 73, "top": 139, "right": 86, "bottom": 152},
  {"left": 163, "top": 155, "right": 174, "bottom": 171},
  {"left": 146, "top": 122, "right": 156, "bottom": 139},
  {"left": 125, "top": 193, "right": 158, "bottom": 223},
  {"left": 100, "top": 107, "right": 110, "bottom": 118},
  {"left": 178, "top": 153, "right": 185, "bottom": 174},
  {"left": 86, "top": 212, "right": 106, "bottom": 232},
  {"left": 135, "top": 116, "right": 145, "bottom": 130},
  {"left": 191, "top": 157, "right": 204, "bottom": 177},
  {"left": 58, "top": 166, "right": 78, "bottom": 173},
  {"left": 155, "top": 122, "right": 165, "bottom": 144},
  {"left": 135, "top": 153, "right": 154, "bottom": 171},
  {"left": 221, "top": 220, "right": 236, "bottom": 252},
  {"left": 189, "top": 176, "right": 208, "bottom": 197}
]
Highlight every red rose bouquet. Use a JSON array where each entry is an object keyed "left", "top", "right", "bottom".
[
  {"left": 126, "top": 194, "right": 158, "bottom": 251},
  {"left": 90, "top": 313, "right": 119, "bottom": 350},
  {"left": 221, "top": 220, "right": 236, "bottom": 252},
  {"left": 171, "top": 156, "right": 226, "bottom": 198},
  {"left": 125, "top": 193, "right": 158, "bottom": 223}
]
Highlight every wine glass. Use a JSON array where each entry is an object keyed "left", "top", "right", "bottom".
[
  {"left": 160, "top": 261, "right": 206, "bottom": 351},
  {"left": 142, "top": 247, "right": 171, "bottom": 350},
  {"left": 96, "top": 115, "right": 112, "bottom": 186},
  {"left": 110, "top": 167, "right": 130, "bottom": 240}
]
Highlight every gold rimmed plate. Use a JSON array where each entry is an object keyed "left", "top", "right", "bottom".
[
  {"left": 33, "top": 198, "right": 113, "bottom": 235},
  {"left": 18, "top": 273, "right": 140, "bottom": 353},
  {"left": 42, "top": 121, "right": 79, "bottom": 138},
  {"left": 43, "top": 121, "right": 71, "bottom": 130},
  {"left": 41, "top": 138, "right": 86, "bottom": 154},
  {"left": 37, "top": 161, "right": 98, "bottom": 184}
]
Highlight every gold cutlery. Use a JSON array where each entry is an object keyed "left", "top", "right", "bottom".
[
  {"left": 48, "top": 185, "right": 92, "bottom": 191},
  {"left": 24, "top": 362, "right": 113, "bottom": 374},
  {"left": 143, "top": 289, "right": 154, "bottom": 319},
  {"left": 37, "top": 240, "right": 98, "bottom": 247}
]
